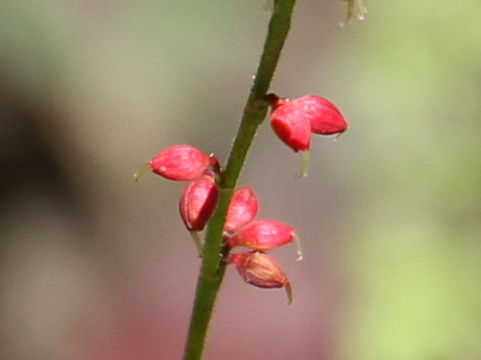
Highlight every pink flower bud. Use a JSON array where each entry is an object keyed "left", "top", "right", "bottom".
[
  {"left": 149, "top": 144, "right": 218, "bottom": 181},
  {"left": 293, "top": 96, "right": 348, "bottom": 135},
  {"left": 227, "top": 219, "right": 295, "bottom": 251},
  {"left": 224, "top": 187, "right": 259, "bottom": 235},
  {"left": 179, "top": 174, "right": 218, "bottom": 232},
  {"left": 269, "top": 96, "right": 311, "bottom": 152},
  {"left": 227, "top": 251, "right": 293, "bottom": 304}
]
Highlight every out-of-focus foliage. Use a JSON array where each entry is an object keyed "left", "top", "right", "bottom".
[{"left": 338, "top": 1, "right": 481, "bottom": 359}]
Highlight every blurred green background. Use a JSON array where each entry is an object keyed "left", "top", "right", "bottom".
[{"left": 1, "top": 1, "right": 480, "bottom": 359}]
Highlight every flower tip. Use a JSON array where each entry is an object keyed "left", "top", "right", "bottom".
[
  {"left": 294, "top": 234, "right": 303, "bottom": 262},
  {"left": 189, "top": 231, "right": 204, "bottom": 257},
  {"left": 133, "top": 163, "right": 151, "bottom": 183},
  {"left": 333, "top": 130, "right": 346, "bottom": 142},
  {"left": 285, "top": 281, "right": 295, "bottom": 305},
  {"left": 342, "top": 0, "right": 367, "bottom": 25},
  {"left": 297, "top": 151, "right": 310, "bottom": 178}
]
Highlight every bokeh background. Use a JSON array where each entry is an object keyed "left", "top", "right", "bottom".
[{"left": 1, "top": 0, "right": 480, "bottom": 359}]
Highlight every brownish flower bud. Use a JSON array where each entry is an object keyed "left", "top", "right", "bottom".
[{"left": 227, "top": 251, "right": 294, "bottom": 304}]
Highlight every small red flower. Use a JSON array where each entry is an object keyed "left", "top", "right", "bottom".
[
  {"left": 149, "top": 144, "right": 218, "bottom": 181},
  {"left": 226, "top": 219, "right": 295, "bottom": 251},
  {"left": 269, "top": 97, "right": 311, "bottom": 152},
  {"left": 179, "top": 174, "right": 218, "bottom": 232},
  {"left": 293, "top": 96, "right": 348, "bottom": 135},
  {"left": 224, "top": 187, "right": 259, "bottom": 235},
  {"left": 227, "top": 251, "right": 293, "bottom": 304}
]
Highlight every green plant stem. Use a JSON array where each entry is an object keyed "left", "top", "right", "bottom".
[{"left": 183, "top": 1, "right": 297, "bottom": 359}]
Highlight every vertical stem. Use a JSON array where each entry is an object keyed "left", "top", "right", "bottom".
[{"left": 183, "top": 1, "right": 297, "bottom": 359}]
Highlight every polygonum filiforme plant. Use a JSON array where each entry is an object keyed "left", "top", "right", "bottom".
[{"left": 136, "top": 1, "right": 360, "bottom": 359}]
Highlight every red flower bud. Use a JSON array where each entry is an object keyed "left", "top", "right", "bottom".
[
  {"left": 227, "top": 219, "right": 295, "bottom": 251},
  {"left": 224, "top": 187, "right": 259, "bottom": 235},
  {"left": 179, "top": 174, "right": 218, "bottom": 232},
  {"left": 293, "top": 96, "right": 348, "bottom": 135},
  {"left": 266, "top": 94, "right": 347, "bottom": 177},
  {"left": 269, "top": 96, "right": 311, "bottom": 152},
  {"left": 149, "top": 144, "right": 218, "bottom": 181},
  {"left": 227, "top": 251, "right": 293, "bottom": 304}
]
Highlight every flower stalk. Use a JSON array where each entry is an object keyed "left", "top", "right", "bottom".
[{"left": 182, "top": 1, "right": 298, "bottom": 359}]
